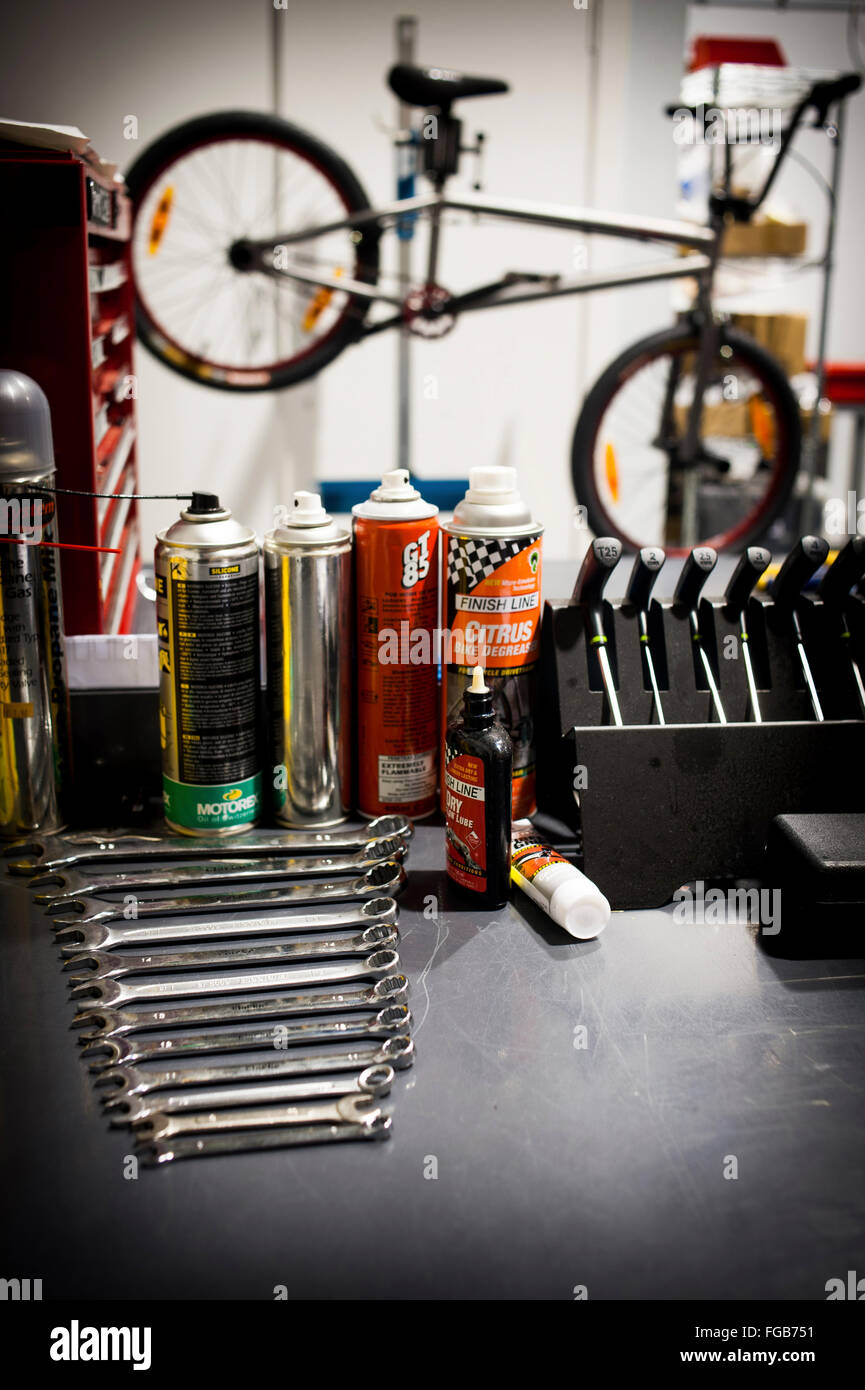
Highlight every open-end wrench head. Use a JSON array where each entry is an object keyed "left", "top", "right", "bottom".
[
  {"left": 85, "top": 1036, "right": 133, "bottom": 1070},
  {"left": 572, "top": 537, "right": 622, "bottom": 608},
  {"left": 625, "top": 546, "right": 666, "bottom": 611},
  {"left": 70, "top": 977, "right": 124, "bottom": 1010},
  {"left": 722, "top": 546, "right": 772, "bottom": 620},
  {"left": 71, "top": 1007, "right": 126, "bottom": 1040},
  {"left": 817, "top": 535, "right": 865, "bottom": 607},
  {"left": 770, "top": 535, "right": 829, "bottom": 608},
  {"left": 55, "top": 922, "right": 111, "bottom": 954},
  {"left": 673, "top": 546, "right": 718, "bottom": 612},
  {"left": 46, "top": 897, "right": 111, "bottom": 925}
]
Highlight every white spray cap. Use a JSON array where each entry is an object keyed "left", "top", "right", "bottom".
[
  {"left": 465, "top": 466, "right": 520, "bottom": 505},
  {"left": 287, "top": 490, "right": 331, "bottom": 526},
  {"left": 370, "top": 469, "right": 422, "bottom": 503}
]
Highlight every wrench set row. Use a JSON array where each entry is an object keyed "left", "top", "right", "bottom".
[
  {"left": 537, "top": 536, "right": 865, "bottom": 908},
  {"left": 6, "top": 815, "right": 417, "bottom": 1165}
]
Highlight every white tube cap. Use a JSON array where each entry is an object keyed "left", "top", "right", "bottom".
[{"left": 551, "top": 879, "right": 611, "bottom": 940}]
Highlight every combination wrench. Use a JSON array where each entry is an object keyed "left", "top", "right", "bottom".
[
  {"left": 139, "top": 1112, "right": 392, "bottom": 1165},
  {"left": 53, "top": 896, "right": 399, "bottom": 956},
  {"left": 81, "top": 1004, "right": 412, "bottom": 1070},
  {"left": 134, "top": 1095, "right": 387, "bottom": 1144},
  {"left": 31, "top": 843, "right": 406, "bottom": 904},
  {"left": 105, "top": 1064, "right": 396, "bottom": 1126},
  {"left": 69, "top": 949, "right": 402, "bottom": 1011},
  {"left": 72, "top": 974, "right": 410, "bottom": 1043},
  {"left": 95, "top": 1036, "right": 414, "bottom": 1099},
  {"left": 63, "top": 923, "right": 399, "bottom": 983},
  {"left": 4, "top": 814, "right": 413, "bottom": 876},
  {"left": 47, "top": 861, "right": 406, "bottom": 929}
]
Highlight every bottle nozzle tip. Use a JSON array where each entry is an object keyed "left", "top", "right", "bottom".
[{"left": 470, "top": 665, "right": 488, "bottom": 693}]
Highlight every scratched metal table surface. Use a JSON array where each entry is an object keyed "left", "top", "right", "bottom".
[{"left": 0, "top": 818, "right": 863, "bottom": 1302}]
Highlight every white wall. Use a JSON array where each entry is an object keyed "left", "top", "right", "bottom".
[{"left": 15, "top": 0, "right": 861, "bottom": 566}]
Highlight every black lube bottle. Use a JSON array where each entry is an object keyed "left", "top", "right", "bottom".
[{"left": 444, "top": 665, "right": 513, "bottom": 908}]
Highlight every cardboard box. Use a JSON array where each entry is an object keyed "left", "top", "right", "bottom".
[
  {"left": 720, "top": 216, "right": 807, "bottom": 258},
  {"left": 731, "top": 313, "right": 808, "bottom": 377}
]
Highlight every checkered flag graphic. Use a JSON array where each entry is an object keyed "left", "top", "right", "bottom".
[{"left": 447, "top": 535, "right": 524, "bottom": 588}]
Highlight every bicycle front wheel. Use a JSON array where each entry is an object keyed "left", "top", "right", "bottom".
[
  {"left": 571, "top": 324, "right": 801, "bottom": 553},
  {"left": 126, "top": 111, "right": 380, "bottom": 391}
]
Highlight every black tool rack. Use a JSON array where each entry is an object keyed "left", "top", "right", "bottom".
[{"left": 537, "top": 583, "right": 865, "bottom": 909}]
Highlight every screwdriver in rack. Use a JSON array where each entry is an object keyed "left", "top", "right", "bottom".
[
  {"left": 672, "top": 547, "right": 726, "bottom": 724},
  {"left": 572, "top": 537, "right": 623, "bottom": 727},
  {"left": 722, "top": 547, "right": 772, "bottom": 723},
  {"left": 624, "top": 547, "right": 666, "bottom": 725},
  {"left": 817, "top": 535, "right": 865, "bottom": 716},
  {"left": 770, "top": 536, "right": 829, "bottom": 721}
]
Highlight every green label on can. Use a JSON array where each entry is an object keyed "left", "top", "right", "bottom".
[{"left": 162, "top": 772, "right": 262, "bottom": 832}]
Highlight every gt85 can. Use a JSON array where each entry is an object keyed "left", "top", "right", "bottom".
[{"left": 353, "top": 470, "right": 439, "bottom": 820}]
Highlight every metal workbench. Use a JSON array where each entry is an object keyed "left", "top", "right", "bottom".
[{"left": 1, "top": 817, "right": 863, "bottom": 1301}]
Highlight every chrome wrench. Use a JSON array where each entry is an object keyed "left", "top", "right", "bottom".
[
  {"left": 31, "top": 842, "right": 406, "bottom": 903},
  {"left": 96, "top": 1036, "right": 414, "bottom": 1099},
  {"left": 106, "top": 1064, "right": 396, "bottom": 1125},
  {"left": 54, "top": 896, "right": 398, "bottom": 956},
  {"left": 134, "top": 1095, "right": 386, "bottom": 1144},
  {"left": 48, "top": 861, "right": 406, "bottom": 928},
  {"left": 81, "top": 1004, "right": 412, "bottom": 1070},
  {"left": 140, "top": 1113, "right": 392, "bottom": 1165},
  {"left": 70, "top": 949, "right": 401, "bottom": 1011},
  {"left": 4, "top": 814, "right": 413, "bottom": 876},
  {"left": 64, "top": 923, "right": 399, "bottom": 983},
  {"left": 73, "top": 974, "right": 410, "bottom": 1043}
]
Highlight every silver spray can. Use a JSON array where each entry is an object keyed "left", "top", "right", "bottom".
[
  {"left": 0, "top": 371, "right": 71, "bottom": 836},
  {"left": 264, "top": 492, "right": 352, "bottom": 827},
  {"left": 156, "top": 493, "right": 262, "bottom": 836}
]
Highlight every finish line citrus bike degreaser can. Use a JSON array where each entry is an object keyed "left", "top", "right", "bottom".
[
  {"left": 353, "top": 470, "right": 439, "bottom": 820},
  {"left": 156, "top": 493, "right": 262, "bottom": 835},
  {"left": 442, "top": 467, "right": 543, "bottom": 819}
]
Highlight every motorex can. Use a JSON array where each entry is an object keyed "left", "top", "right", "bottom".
[
  {"left": 0, "top": 370, "right": 71, "bottom": 835},
  {"left": 353, "top": 470, "right": 439, "bottom": 820},
  {"left": 263, "top": 492, "right": 352, "bottom": 826},
  {"left": 442, "top": 467, "right": 543, "bottom": 820},
  {"left": 155, "top": 493, "right": 262, "bottom": 835}
]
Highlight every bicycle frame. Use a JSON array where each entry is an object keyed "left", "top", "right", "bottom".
[{"left": 244, "top": 188, "right": 716, "bottom": 335}]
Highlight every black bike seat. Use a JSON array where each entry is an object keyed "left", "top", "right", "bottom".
[{"left": 388, "top": 63, "right": 509, "bottom": 109}]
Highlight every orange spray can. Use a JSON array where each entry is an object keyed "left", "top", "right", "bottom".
[{"left": 352, "top": 470, "right": 439, "bottom": 819}]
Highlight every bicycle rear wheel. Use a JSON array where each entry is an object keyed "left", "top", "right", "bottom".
[
  {"left": 125, "top": 111, "right": 380, "bottom": 391},
  {"left": 571, "top": 324, "right": 801, "bottom": 553}
]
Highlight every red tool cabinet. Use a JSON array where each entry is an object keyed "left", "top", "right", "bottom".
[{"left": 0, "top": 138, "right": 141, "bottom": 633}]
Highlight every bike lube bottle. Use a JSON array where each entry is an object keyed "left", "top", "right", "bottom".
[
  {"left": 156, "top": 493, "right": 262, "bottom": 835},
  {"left": 442, "top": 467, "right": 543, "bottom": 819},
  {"left": 0, "top": 370, "right": 71, "bottom": 836},
  {"left": 445, "top": 665, "right": 512, "bottom": 908},
  {"left": 264, "top": 492, "right": 352, "bottom": 827}
]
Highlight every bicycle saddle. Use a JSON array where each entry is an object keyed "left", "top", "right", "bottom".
[{"left": 388, "top": 63, "right": 509, "bottom": 110}]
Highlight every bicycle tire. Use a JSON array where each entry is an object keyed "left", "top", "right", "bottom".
[
  {"left": 571, "top": 323, "right": 801, "bottom": 553},
  {"left": 125, "top": 110, "right": 381, "bottom": 392}
]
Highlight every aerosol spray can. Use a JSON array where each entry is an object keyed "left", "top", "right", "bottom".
[
  {"left": 264, "top": 492, "right": 352, "bottom": 826},
  {"left": 0, "top": 371, "right": 71, "bottom": 835},
  {"left": 353, "top": 470, "right": 439, "bottom": 820},
  {"left": 442, "top": 467, "right": 543, "bottom": 820},
  {"left": 155, "top": 493, "right": 261, "bottom": 836}
]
